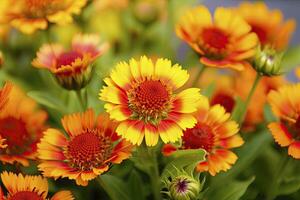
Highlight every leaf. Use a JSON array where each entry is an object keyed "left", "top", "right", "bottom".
[
  {"left": 98, "top": 174, "right": 131, "bottom": 200},
  {"left": 27, "top": 91, "right": 67, "bottom": 113},
  {"left": 161, "top": 149, "right": 206, "bottom": 180},
  {"left": 281, "top": 46, "right": 300, "bottom": 72},
  {"left": 278, "top": 177, "right": 300, "bottom": 195},
  {"left": 128, "top": 170, "right": 147, "bottom": 200},
  {"left": 206, "top": 177, "right": 255, "bottom": 200}
]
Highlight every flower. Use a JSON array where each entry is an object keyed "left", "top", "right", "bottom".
[
  {"left": 32, "top": 33, "right": 109, "bottom": 90},
  {"left": 99, "top": 56, "right": 202, "bottom": 146},
  {"left": 176, "top": 6, "right": 258, "bottom": 71},
  {"left": 236, "top": 2, "right": 296, "bottom": 50},
  {"left": 162, "top": 96, "right": 244, "bottom": 176},
  {"left": 268, "top": 83, "right": 300, "bottom": 159},
  {"left": 0, "top": 84, "right": 47, "bottom": 166},
  {"left": 37, "top": 109, "right": 133, "bottom": 186},
  {"left": 1, "top": 0, "right": 87, "bottom": 34},
  {"left": 0, "top": 171, "right": 74, "bottom": 200}
]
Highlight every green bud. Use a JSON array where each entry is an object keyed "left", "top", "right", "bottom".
[
  {"left": 169, "top": 175, "right": 201, "bottom": 200},
  {"left": 252, "top": 45, "right": 284, "bottom": 76}
]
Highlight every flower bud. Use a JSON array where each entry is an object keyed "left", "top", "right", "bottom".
[
  {"left": 252, "top": 45, "right": 284, "bottom": 76},
  {"left": 169, "top": 175, "right": 201, "bottom": 200}
]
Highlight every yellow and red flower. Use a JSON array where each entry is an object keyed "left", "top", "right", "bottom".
[
  {"left": 32, "top": 33, "right": 109, "bottom": 90},
  {"left": 163, "top": 96, "right": 244, "bottom": 176},
  {"left": 176, "top": 6, "right": 258, "bottom": 71},
  {"left": 0, "top": 171, "right": 74, "bottom": 200},
  {"left": 236, "top": 2, "right": 296, "bottom": 50},
  {"left": 0, "top": 84, "right": 47, "bottom": 166},
  {"left": 37, "top": 109, "right": 133, "bottom": 186},
  {"left": 268, "top": 83, "right": 300, "bottom": 159},
  {"left": 99, "top": 56, "right": 202, "bottom": 146},
  {"left": 0, "top": 0, "right": 87, "bottom": 34}
]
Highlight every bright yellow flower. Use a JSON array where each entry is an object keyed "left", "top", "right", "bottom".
[
  {"left": 236, "top": 2, "right": 296, "bottom": 50},
  {"left": 1, "top": 0, "right": 87, "bottom": 34},
  {"left": 37, "top": 109, "right": 133, "bottom": 186},
  {"left": 163, "top": 96, "right": 244, "bottom": 176},
  {"left": 0, "top": 84, "right": 47, "bottom": 166},
  {"left": 268, "top": 83, "right": 300, "bottom": 159},
  {"left": 176, "top": 6, "right": 258, "bottom": 71},
  {"left": 99, "top": 56, "right": 202, "bottom": 146},
  {"left": 0, "top": 171, "right": 74, "bottom": 200},
  {"left": 32, "top": 33, "right": 109, "bottom": 90}
]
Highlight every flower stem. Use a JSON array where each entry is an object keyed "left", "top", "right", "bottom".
[
  {"left": 237, "top": 72, "right": 261, "bottom": 124},
  {"left": 191, "top": 65, "right": 206, "bottom": 87},
  {"left": 75, "top": 90, "right": 86, "bottom": 111}
]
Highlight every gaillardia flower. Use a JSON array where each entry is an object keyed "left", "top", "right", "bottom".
[
  {"left": 99, "top": 56, "right": 202, "bottom": 146},
  {"left": 37, "top": 109, "right": 133, "bottom": 186},
  {"left": 32, "top": 33, "right": 109, "bottom": 90},
  {"left": 176, "top": 6, "right": 258, "bottom": 71},
  {"left": 0, "top": 171, "right": 74, "bottom": 200},
  {"left": 0, "top": 84, "right": 47, "bottom": 166},
  {"left": 236, "top": 2, "right": 296, "bottom": 50},
  {"left": 1, "top": 0, "right": 87, "bottom": 34},
  {"left": 163, "top": 96, "right": 244, "bottom": 176},
  {"left": 268, "top": 84, "right": 300, "bottom": 159}
]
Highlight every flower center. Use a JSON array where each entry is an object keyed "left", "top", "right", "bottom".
[
  {"left": 183, "top": 123, "right": 214, "bottom": 152},
  {"left": 250, "top": 23, "right": 268, "bottom": 45},
  {"left": 0, "top": 117, "right": 31, "bottom": 154},
  {"left": 202, "top": 28, "right": 228, "bottom": 50},
  {"left": 211, "top": 93, "right": 235, "bottom": 113},
  {"left": 8, "top": 191, "right": 43, "bottom": 200},
  {"left": 56, "top": 51, "right": 82, "bottom": 68},
  {"left": 175, "top": 178, "right": 188, "bottom": 193},
  {"left": 128, "top": 80, "right": 171, "bottom": 125},
  {"left": 65, "top": 131, "right": 112, "bottom": 170}
]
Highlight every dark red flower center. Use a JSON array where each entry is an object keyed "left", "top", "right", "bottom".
[
  {"left": 56, "top": 51, "right": 82, "bottom": 68},
  {"left": 66, "top": 131, "right": 112, "bottom": 170},
  {"left": 128, "top": 80, "right": 171, "bottom": 124},
  {"left": 176, "top": 178, "right": 188, "bottom": 193},
  {"left": 211, "top": 93, "right": 235, "bottom": 113},
  {"left": 8, "top": 191, "right": 43, "bottom": 200},
  {"left": 250, "top": 23, "right": 268, "bottom": 44},
  {"left": 0, "top": 117, "right": 31, "bottom": 154},
  {"left": 202, "top": 28, "right": 228, "bottom": 49},
  {"left": 183, "top": 123, "right": 214, "bottom": 152}
]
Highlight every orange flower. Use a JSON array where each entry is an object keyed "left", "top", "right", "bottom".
[
  {"left": 0, "top": 84, "right": 47, "bottom": 166},
  {"left": 162, "top": 96, "right": 244, "bottom": 176},
  {"left": 176, "top": 6, "right": 258, "bottom": 71},
  {"left": 1, "top": 0, "right": 87, "bottom": 34},
  {"left": 37, "top": 109, "right": 133, "bottom": 186},
  {"left": 0, "top": 171, "right": 74, "bottom": 200},
  {"left": 32, "top": 33, "right": 109, "bottom": 90},
  {"left": 99, "top": 56, "right": 202, "bottom": 146},
  {"left": 268, "top": 83, "right": 300, "bottom": 159},
  {"left": 236, "top": 2, "right": 296, "bottom": 50}
]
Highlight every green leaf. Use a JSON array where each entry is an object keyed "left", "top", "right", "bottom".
[
  {"left": 278, "top": 177, "right": 300, "bottom": 195},
  {"left": 161, "top": 149, "right": 206, "bottom": 180},
  {"left": 206, "top": 177, "right": 255, "bottom": 200},
  {"left": 98, "top": 175, "right": 131, "bottom": 200},
  {"left": 128, "top": 170, "right": 147, "bottom": 200},
  {"left": 281, "top": 46, "right": 300, "bottom": 72}
]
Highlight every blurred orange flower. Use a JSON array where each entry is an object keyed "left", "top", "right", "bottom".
[
  {"left": 0, "top": 84, "right": 47, "bottom": 166},
  {"left": 38, "top": 109, "right": 133, "bottom": 186},
  {"left": 0, "top": 171, "right": 74, "bottom": 200},
  {"left": 32, "top": 33, "right": 109, "bottom": 90},
  {"left": 0, "top": 0, "right": 87, "bottom": 34},
  {"left": 176, "top": 6, "right": 258, "bottom": 71},
  {"left": 268, "top": 83, "right": 300, "bottom": 159},
  {"left": 163, "top": 96, "right": 244, "bottom": 176},
  {"left": 236, "top": 2, "right": 296, "bottom": 50}
]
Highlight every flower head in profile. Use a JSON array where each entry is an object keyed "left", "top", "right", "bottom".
[
  {"left": 99, "top": 56, "right": 202, "bottom": 146},
  {"left": 0, "top": 171, "right": 74, "bottom": 200},
  {"left": 176, "top": 6, "right": 258, "bottom": 71},
  {"left": 163, "top": 96, "right": 244, "bottom": 176},
  {"left": 32, "top": 33, "right": 109, "bottom": 90},
  {"left": 236, "top": 2, "right": 296, "bottom": 50},
  {"left": 1, "top": 0, "right": 87, "bottom": 34},
  {"left": 0, "top": 84, "right": 47, "bottom": 166},
  {"left": 268, "top": 83, "right": 300, "bottom": 159},
  {"left": 37, "top": 109, "right": 133, "bottom": 186}
]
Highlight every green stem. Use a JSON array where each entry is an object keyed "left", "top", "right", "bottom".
[
  {"left": 97, "top": 176, "right": 117, "bottom": 200},
  {"left": 238, "top": 72, "right": 261, "bottom": 124},
  {"left": 191, "top": 65, "right": 206, "bottom": 87},
  {"left": 75, "top": 90, "right": 86, "bottom": 111},
  {"left": 266, "top": 153, "right": 290, "bottom": 200}
]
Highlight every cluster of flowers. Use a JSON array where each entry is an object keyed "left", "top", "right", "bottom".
[{"left": 0, "top": 0, "right": 299, "bottom": 199}]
